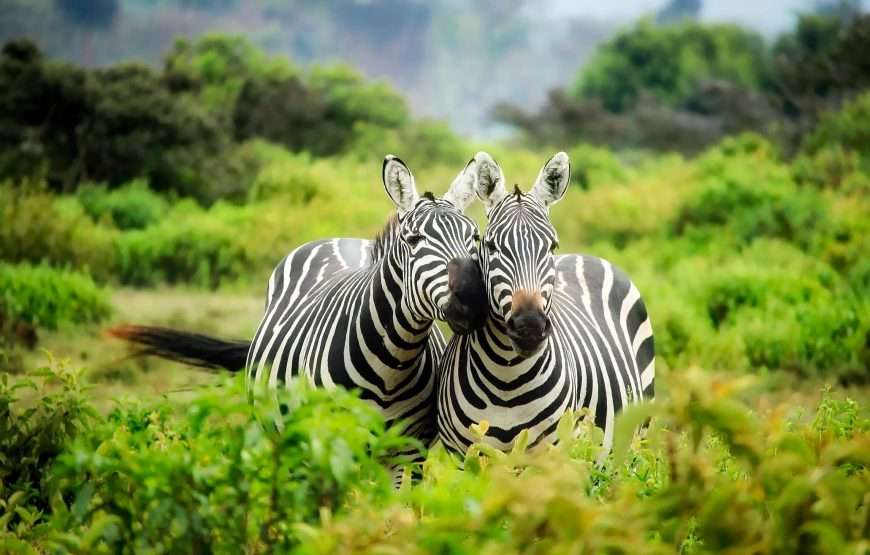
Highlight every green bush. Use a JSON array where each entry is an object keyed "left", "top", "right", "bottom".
[
  {"left": 0, "top": 361, "right": 96, "bottom": 543},
  {"left": 2, "top": 363, "right": 867, "bottom": 553},
  {"left": 793, "top": 145, "right": 862, "bottom": 191},
  {"left": 567, "top": 143, "right": 630, "bottom": 188},
  {"left": 674, "top": 137, "right": 829, "bottom": 250},
  {"left": 690, "top": 242, "right": 867, "bottom": 381},
  {"left": 77, "top": 180, "right": 169, "bottom": 230},
  {"left": 348, "top": 120, "right": 469, "bottom": 169},
  {"left": 299, "top": 371, "right": 869, "bottom": 554},
  {"left": 47, "top": 378, "right": 411, "bottom": 553},
  {"left": 0, "top": 185, "right": 117, "bottom": 279},
  {"left": 801, "top": 89, "right": 870, "bottom": 168},
  {"left": 114, "top": 204, "right": 254, "bottom": 288},
  {"left": 574, "top": 20, "right": 769, "bottom": 112},
  {"left": 0, "top": 263, "right": 112, "bottom": 330},
  {"left": 247, "top": 152, "right": 323, "bottom": 204}
]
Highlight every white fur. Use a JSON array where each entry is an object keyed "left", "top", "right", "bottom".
[
  {"left": 530, "top": 152, "right": 570, "bottom": 209},
  {"left": 382, "top": 155, "right": 419, "bottom": 215},
  {"left": 472, "top": 151, "right": 507, "bottom": 212},
  {"left": 442, "top": 157, "right": 478, "bottom": 213}
]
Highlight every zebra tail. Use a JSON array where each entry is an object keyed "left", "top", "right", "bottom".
[{"left": 107, "top": 325, "right": 250, "bottom": 372}]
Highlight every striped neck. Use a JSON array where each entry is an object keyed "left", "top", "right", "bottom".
[
  {"left": 478, "top": 315, "right": 549, "bottom": 371},
  {"left": 355, "top": 230, "right": 433, "bottom": 370}
]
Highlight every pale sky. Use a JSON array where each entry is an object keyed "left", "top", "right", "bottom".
[{"left": 543, "top": 0, "right": 868, "bottom": 35}]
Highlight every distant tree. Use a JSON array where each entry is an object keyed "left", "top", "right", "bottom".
[
  {"left": 55, "top": 0, "right": 119, "bottom": 29},
  {"left": 0, "top": 40, "right": 222, "bottom": 196},
  {"left": 497, "top": 12, "right": 870, "bottom": 155},
  {"left": 771, "top": 13, "right": 870, "bottom": 131},
  {"left": 233, "top": 75, "right": 329, "bottom": 153},
  {"left": 574, "top": 20, "right": 769, "bottom": 112},
  {"left": 83, "top": 63, "right": 222, "bottom": 191},
  {"left": 163, "top": 35, "right": 296, "bottom": 120},
  {"left": 656, "top": 0, "right": 703, "bottom": 24},
  {"left": 812, "top": 0, "right": 862, "bottom": 18}
]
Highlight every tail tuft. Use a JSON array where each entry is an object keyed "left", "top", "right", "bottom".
[{"left": 107, "top": 325, "right": 249, "bottom": 372}]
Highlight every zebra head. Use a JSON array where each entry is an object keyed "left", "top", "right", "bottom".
[
  {"left": 473, "top": 151, "right": 570, "bottom": 357},
  {"left": 382, "top": 155, "right": 488, "bottom": 335}
]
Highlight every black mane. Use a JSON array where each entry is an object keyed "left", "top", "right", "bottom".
[{"left": 370, "top": 213, "right": 399, "bottom": 262}]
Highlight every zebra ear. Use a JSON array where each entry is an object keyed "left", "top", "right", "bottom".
[
  {"left": 442, "top": 157, "right": 478, "bottom": 213},
  {"left": 382, "top": 155, "right": 419, "bottom": 216},
  {"left": 531, "top": 152, "right": 570, "bottom": 209},
  {"left": 472, "top": 151, "right": 507, "bottom": 213}
]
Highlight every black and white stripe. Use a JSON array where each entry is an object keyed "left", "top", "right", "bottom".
[
  {"left": 110, "top": 156, "right": 488, "bottom": 456},
  {"left": 437, "top": 152, "right": 655, "bottom": 455},
  {"left": 246, "top": 155, "right": 485, "bottom": 444}
]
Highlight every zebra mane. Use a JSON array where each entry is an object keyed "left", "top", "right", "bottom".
[
  {"left": 513, "top": 184, "right": 522, "bottom": 197},
  {"left": 370, "top": 213, "right": 399, "bottom": 262}
]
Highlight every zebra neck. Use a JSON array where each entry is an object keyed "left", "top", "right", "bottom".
[
  {"left": 476, "top": 316, "right": 550, "bottom": 372},
  {"left": 357, "top": 250, "right": 433, "bottom": 369}
]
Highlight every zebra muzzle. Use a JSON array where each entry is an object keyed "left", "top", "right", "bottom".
[
  {"left": 444, "top": 257, "right": 488, "bottom": 335},
  {"left": 506, "top": 303, "right": 551, "bottom": 357}
]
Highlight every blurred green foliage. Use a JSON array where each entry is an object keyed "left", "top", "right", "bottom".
[
  {"left": 0, "top": 363, "right": 866, "bottom": 553},
  {"left": 0, "top": 262, "right": 111, "bottom": 334},
  {"left": 498, "top": 13, "right": 870, "bottom": 154},
  {"left": 77, "top": 180, "right": 170, "bottom": 230},
  {"left": 575, "top": 20, "right": 769, "bottom": 113},
  {"left": 0, "top": 34, "right": 422, "bottom": 202},
  {"left": 800, "top": 91, "right": 870, "bottom": 180},
  {"left": 2, "top": 120, "right": 868, "bottom": 382},
  {"left": 0, "top": 184, "right": 116, "bottom": 279},
  {"left": 0, "top": 14, "right": 866, "bottom": 554}
]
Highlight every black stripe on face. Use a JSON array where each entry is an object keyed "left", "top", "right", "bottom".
[
  {"left": 399, "top": 199, "right": 481, "bottom": 320},
  {"left": 482, "top": 194, "right": 558, "bottom": 318}
]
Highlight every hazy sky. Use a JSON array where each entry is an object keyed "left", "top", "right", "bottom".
[{"left": 544, "top": 0, "right": 869, "bottom": 35}]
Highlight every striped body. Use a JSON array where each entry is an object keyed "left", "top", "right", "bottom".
[
  {"left": 246, "top": 234, "right": 444, "bottom": 440},
  {"left": 107, "top": 155, "right": 487, "bottom": 459},
  {"left": 438, "top": 253, "right": 654, "bottom": 453},
  {"left": 246, "top": 182, "right": 482, "bottom": 445},
  {"left": 437, "top": 151, "right": 654, "bottom": 456}
]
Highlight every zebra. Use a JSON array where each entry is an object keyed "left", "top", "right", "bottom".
[
  {"left": 112, "top": 155, "right": 489, "bottom": 448},
  {"left": 436, "top": 152, "right": 655, "bottom": 456}
]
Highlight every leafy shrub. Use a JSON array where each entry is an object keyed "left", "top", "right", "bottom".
[
  {"left": 247, "top": 152, "right": 323, "bottom": 204},
  {"left": 567, "top": 143, "right": 630, "bottom": 188},
  {"left": 0, "top": 263, "right": 112, "bottom": 330},
  {"left": 77, "top": 180, "right": 169, "bottom": 230},
  {"left": 0, "top": 361, "right": 96, "bottom": 547},
  {"left": 300, "top": 370, "right": 869, "bottom": 554},
  {"left": 574, "top": 20, "right": 769, "bottom": 113},
  {"left": 0, "top": 185, "right": 116, "bottom": 279},
  {"left": 690, "top": 242, "right": 868, "bottom": 381},
  {"left": 114, "top": 204, "right": 255, "bottom": 288},
  {"left": 674, "top": 137, "right": 829, "bottom": 249},
  {"left": 49, "top": 379, "right": 412, "bottom": 553},
  {"left": 349, "top": 120, "right": 469, "bottom": 169},
  {"left": 803, "top": 91, "right": 870, "bottom": 162},
  {"left": 773, "top": 14, "right": 870, "bottom": 137},
  {"left": 793, "top": 145, "right": 862, "bottom": 191},
  {"left": 0, "top": 40, "right": 223, "bottom": 197},
  {"left": 1, "top": 362, "right": 867, "bottom": 553}
]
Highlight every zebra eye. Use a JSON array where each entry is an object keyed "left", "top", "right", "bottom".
[
  {"left": 406, "top": 234, "right": 425, "bottom": 247},
  {"left": 550, "top": 240, "right": 559, "bottom": 253},
  {"left": 472, "top": 232, "right": 481, "bottom": 243},
  {"left": 485, "top": 239, "right": 497, "bottom": 254}
]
